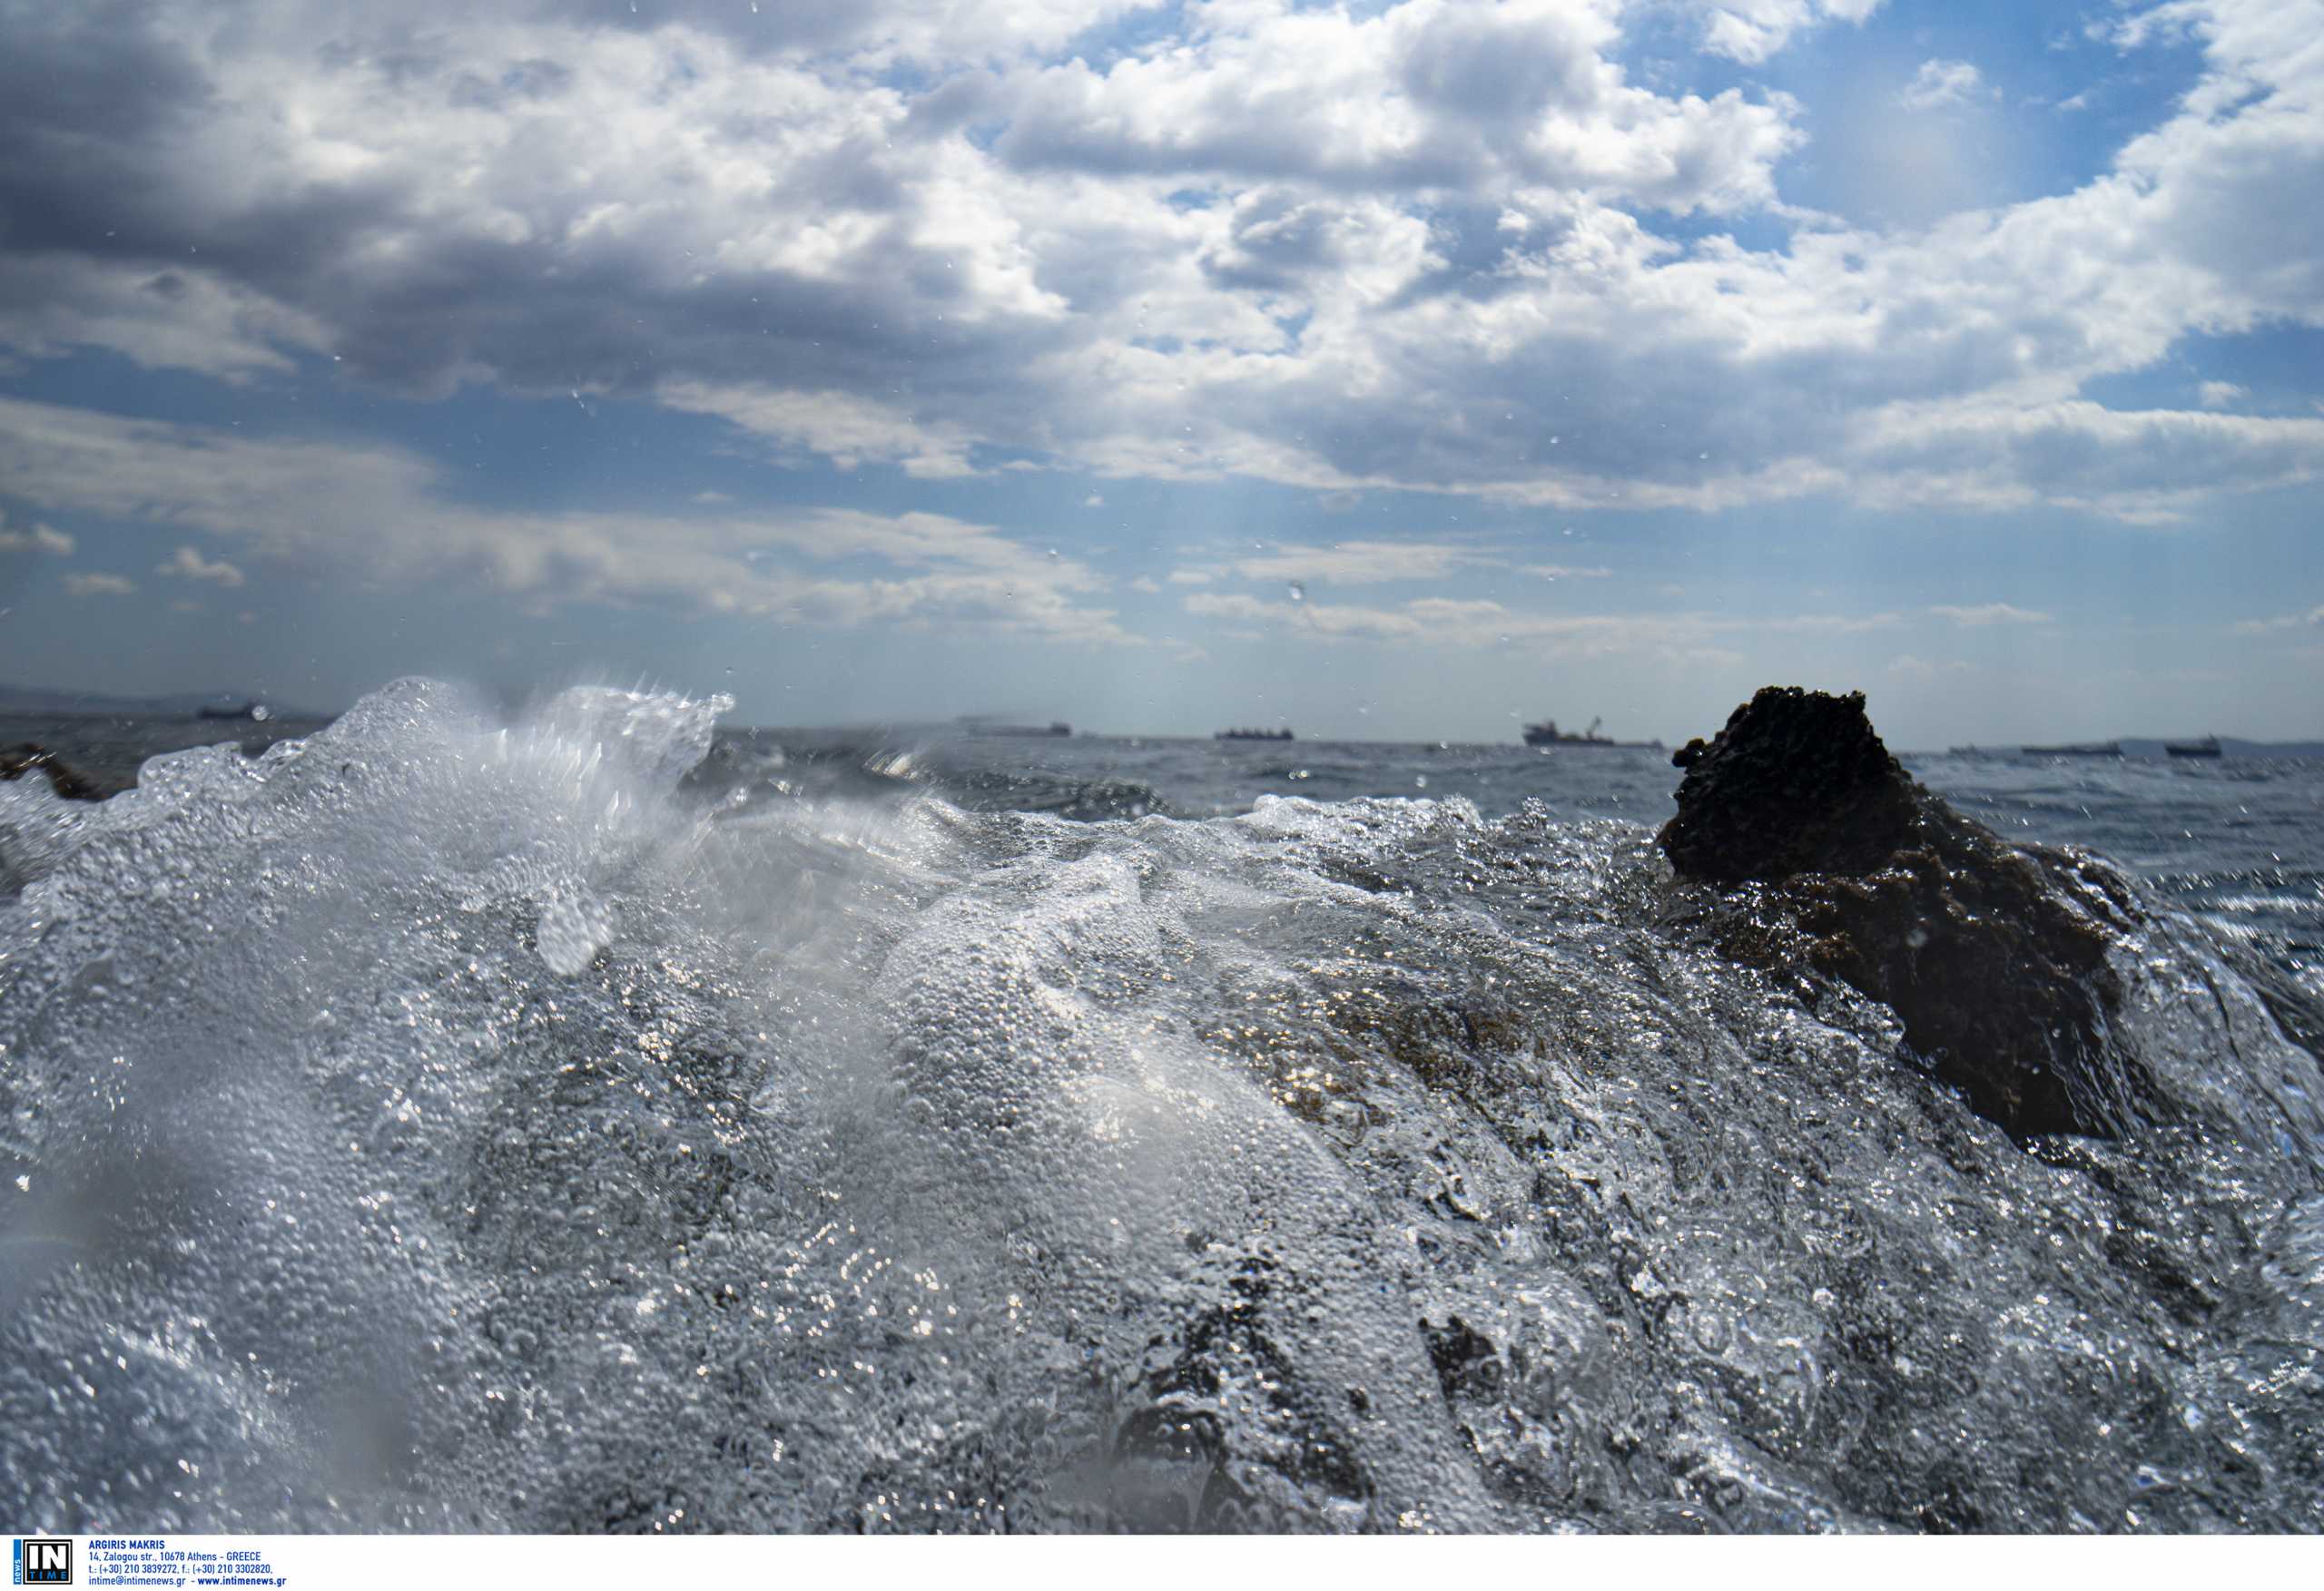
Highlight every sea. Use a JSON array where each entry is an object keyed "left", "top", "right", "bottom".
[{"left": 2, "top": 681, "right": 2321, "bottom": 1532}]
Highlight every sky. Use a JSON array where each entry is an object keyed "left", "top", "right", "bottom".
[{"left": 0, "top": 0, "right": 2319, "bottom": 746}]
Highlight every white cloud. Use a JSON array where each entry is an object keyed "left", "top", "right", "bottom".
[
  {"left": 0, "top": 396, "right": 1133, "bottom": 645},
  {"left": 1183, "top": 589, "right": 1900, "bottom": 652},
  {"left": 1929, "top": 603, "right": 2053, "bottom": 626},
  {"left": 0, "top": 255, "right": 330, "bottom": 382},
  {"left": 2198, "top": 380, "right": 2249, "bottom": 408},
  {"left": 0, "top": 0, "right": 2315, "bottom": 535},
  {"left": 155, "top": 545, "right": 246, "bottom": 587},
  {"left": 1691, "top": 0, "right": 1888, "bottom": 65},
  {"left": 1181, "top": 542, "right": 1611, "bottom": 591},
  {"left": 2234, "top": 603, "right": 2324, "bottom": 633},
  {"left": 985, "top": 0, "right": 1802, "bottom": 215},
  {"left": 661, "top": 383, "right": 983, "bottom": 480},
  {"left": 0, "top": 513, "right": 73, "bottom": 555},
  {"left": 1897, "top": 60, "right": 1988, "bottom": 113},
  {"left": 64, "top": 572, "right": 134, "bottom": 597},
  {"left": 1886, "top": 653, "right": 1975, "bottom": 677},
  {"left": 1222, "top": 539, "right": 1498, "bottom": 585},
  {"left": 1185, "top": 590, "right": 1423, "bottom": 641}
]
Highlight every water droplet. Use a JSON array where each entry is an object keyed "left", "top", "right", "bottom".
[
  {"left": 1287, "top": 582, "right": 1305, "bottom": 602},
  {"left": 1413, "top": 774, "right": 1428, "bottom": 790}
]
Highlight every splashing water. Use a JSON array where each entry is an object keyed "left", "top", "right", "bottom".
[{"left": 2, "top": 683, "right": 2321, "bottom": 1532}]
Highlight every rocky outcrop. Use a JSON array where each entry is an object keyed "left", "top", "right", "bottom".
[
  {"left": 0, "top": 742, "right": 115, "bottom": 801},
  {"left": 1659, "top": 688, "right": 2142, "bottom": 1140}
]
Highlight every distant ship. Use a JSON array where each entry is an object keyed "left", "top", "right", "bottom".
[
  {"left": 960, "top": 717, "right": 1070, "bottom": 737},
  {"left": 1522, "top": 716, "right": 1660, "bottom": 750},
  {"left": 1216, "top": 727, "right": 1294, "bottom": 741},
  {"left": 2165, "top": 735, "right": 2222, "bottom": 759},
  {"left": 2022, "top": 740, "right": 2121, "bottom": 757}
]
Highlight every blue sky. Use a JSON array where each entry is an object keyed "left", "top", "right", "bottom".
[{"left": 1, "top": 0, "right": 2319, "bottom": 745}]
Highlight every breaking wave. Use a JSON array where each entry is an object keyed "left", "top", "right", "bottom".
[{"left": 3, "top": 681, "right": 2321, "bottom": 1532}]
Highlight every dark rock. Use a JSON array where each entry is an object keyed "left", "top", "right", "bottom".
[
  {"left": 1658, "top": 688, "right": 2143, "bottom": 1140},
  {"left": 1659, "top": 688, "right": 1917, "bottom": 880},
  {"left": 0, "top": 742, "right": 116, "bottom": 801},
  {"left": 1670, "top": 737, "right": 1708, "bottom": 769}
]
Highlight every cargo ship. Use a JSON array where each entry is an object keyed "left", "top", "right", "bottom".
[
  {"left": 1216, "top": 727, "right": 1295, "bottom": 741},
  {"left": 1521, "top": 716, "right": 1660, "bottom": 750},
  {"left": 2022, "top": 741, "right": 2122, "bottom": 757},
  {"left": 960, "top": 717, "right": 1071, "bottom": 737}
]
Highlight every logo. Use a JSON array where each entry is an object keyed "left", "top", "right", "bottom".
[{"left": 12, "top": 1540, "right": 72, "bottom": 1586}]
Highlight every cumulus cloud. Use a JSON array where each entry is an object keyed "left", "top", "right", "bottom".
[
  {"left": 0, "top": 0, "right": 2315, "bottom": 541},
  {"left": 1897, "top": 60, "right": 1988, "bottom": 113},
  {"left": 1690, "top": 0, "right": 1888, "bottom": 65},
  {"left": 155, "top": 545, "right": 247, "bottom": 587},
  {"left": 2198, "top": 380, "right": 2249, "bottom": 408},
  {"left": 64, "top": 572, "right": 135, "bottom": 597}
]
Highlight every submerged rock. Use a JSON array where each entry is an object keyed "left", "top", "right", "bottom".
[
  {"left": 0, "top": 742, "right": 115, "bottom": 801},
  {"left": 1658, "top": 687, "right": 2142, "bottom": 1139}
]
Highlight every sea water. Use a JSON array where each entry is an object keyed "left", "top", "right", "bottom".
[{"left": 1, "top": 683, "right": 2320, "bottom": 1532}]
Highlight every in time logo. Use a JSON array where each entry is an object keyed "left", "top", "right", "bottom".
[{"left": 11, "top": 1539, "right": 73, "bottom": 1586}]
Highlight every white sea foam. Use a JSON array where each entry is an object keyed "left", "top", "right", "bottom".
[{"left": 2, "top": 683, "right": 2321, "bottom": 1531}]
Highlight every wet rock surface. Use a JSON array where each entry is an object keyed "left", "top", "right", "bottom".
[
  {"left": 1658, "top": 687, "right": 2143, "bottom": 1139},
  {"left": 0, "top": 742, "right": 117, "bottom": 800},
  {"left": 1659, "top": 689, "right": 1918, "bottom": 881}
]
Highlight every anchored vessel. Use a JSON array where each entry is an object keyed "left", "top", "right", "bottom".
[
  {"left": 2165, "top": 735, "right": 2223, "bottom": 759},
  {"left": 1522, "top": 716, "right": 1661, "bottom": 750},
  {"left": 1216, "top": 727, "right": 1295, "bottom": 741},
  {"left": 2022, "top": 741, "right": 2122, "bottom": 757},
  {"left": 960, "top": 718, "right": 1071, "bottom": 737}
]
